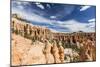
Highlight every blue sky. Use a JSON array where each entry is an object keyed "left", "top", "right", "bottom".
[{"left": 12, "top": 1, "right": 96, "bottom": 32}]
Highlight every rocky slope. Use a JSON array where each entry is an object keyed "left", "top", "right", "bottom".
[{"left": 11, "top": 14, "right": 96, "bottom": 66}]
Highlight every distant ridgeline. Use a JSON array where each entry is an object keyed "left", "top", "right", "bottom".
[{"left": 11, "top": 14, "right": 95, "bottom": 47}]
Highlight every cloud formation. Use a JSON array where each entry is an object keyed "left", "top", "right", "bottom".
[
  {"left": 12, "top": 1, "right": 96, "bottom": 33},
  {"left": 80, "top": 6, "right": 91, "bottom": 11}
]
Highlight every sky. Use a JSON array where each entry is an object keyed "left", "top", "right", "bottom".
[{"left": 12, "top": 1, "right": 96, "bottom": 33}]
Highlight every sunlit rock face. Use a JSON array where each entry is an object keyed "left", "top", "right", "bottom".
[
  {"left": 11, "top": 33, "right": 64, "bottom": 66},
  {"left": 11, "top": 34, "right": 46, "bottom": 65}
]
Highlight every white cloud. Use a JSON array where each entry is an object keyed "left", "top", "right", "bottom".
[
  {"left": 47, "top": 4, "right": 51, "bottom": 8},
  {"left": 22, "top": 2, "right": 30, "bottom": 6},
  {"left": 49, "top": 28, "right": 59, "bottom": 33},
  {"left": 35, "top": 2, "right": 44, "bottom": 9},
  {"left": 12, "top": 1, "right": 30, "bottom": 10},
  {"left": 15, "top": 1, "right": 22, "bottom": 5},
  {"left": 13, "top": 1, "right": 30, "bottom": 6},
  {"left": 50, "top": 16, "right": 56, "bottom": 19},
  {"left": 17, "top": 5, "right": 24, "bottom": 10},
  {"left": 88, "top": 18, "right": 96, "bottom": 22},
  {"left": 57, "top": 20, "right": 95, "bottom": 32},
  {"left": 80, "top": 6, "right": 91, "bottom": 11}
]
